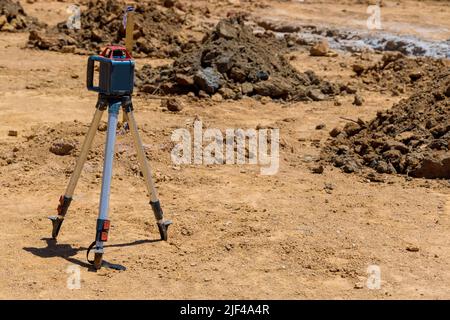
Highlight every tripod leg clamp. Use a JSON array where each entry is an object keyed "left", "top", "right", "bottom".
[
  {"left": 86, "top": 219, "right": 110, "bottom": 270},
  {"left": 57, "top": 195, "right": 72, "bottom": 216},
  {"left": 49, "top": 195, "right": 72, "bottom": 239},
  {"left": 150, "top": 201, "right": 172, "bottom": 241},
  {"left": 95, "top": 219, "right": 111, "bottom": 242}
]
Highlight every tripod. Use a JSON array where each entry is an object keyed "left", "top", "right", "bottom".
[{"left": 49, "top": 93, "right": 172, "bottom": 270}]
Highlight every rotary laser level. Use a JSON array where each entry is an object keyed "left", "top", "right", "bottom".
[{"left": 49, "top": 45, "right": 172, "bottom": 270}]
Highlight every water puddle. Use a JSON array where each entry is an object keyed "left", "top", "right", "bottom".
[{"left": 254, "top": 19, "right": 450, "bottom": 58}]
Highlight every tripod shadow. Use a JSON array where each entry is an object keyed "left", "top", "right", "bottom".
[{"left": 23, "top": 237, "right": 161, "bottom": 271}]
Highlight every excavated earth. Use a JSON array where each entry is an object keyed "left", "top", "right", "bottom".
[
  {"left": 352, "top": 51, "right": 449, "bottom": 95},
  {"left": 27, "top": 0, "right": 199, "bottom": 57},
  {"left": 323, "top": 68, "right": 450, "bottom": 179},
  {"left": 0, "top": 0, "right": 41, "bottom": 31},
  {"left": 136, "top": 17, "right": 343, "bottom": 101}
]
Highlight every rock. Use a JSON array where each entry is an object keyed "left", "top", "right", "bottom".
[
  {"left": 385, "top": 140, "right": 409, "bottom": 153},
  {"left": 352, "top": 63, "right": 365, "bottom": 76},
  {"left": 241, "top": 82, "right": 253, "bottom": 95},
  {"left": 211, "top": 93, "right": 223, "bottom": 102},
  {"left": 345, "top": 85, "right": 358, "bottom": 94},
  {"left": 310, "top": 39, "right": 329, "bottom": 57},
  {"left": 98, "top": 122, "right": 107, "bottom": 132},
  {"left": 253, "top": 79, "right": 290, "bottom": 98},
  {"left": 342, "top": 160, "right": 359, "bottom": 173},
  {"left": 307, "top": 89, "right": 326, "bottom": 101},
  {"left": 198, "top": 90, "right": 209, "bottom": 99},
  {"left": 409, "top": 70, "right": 422, "bottom": 81},
  {"left": 194, "top": 68, "right": 222, "bottom": 94},
  {"left": 311, "top": 165, "right": 324, "bottom": 174},
  {"left": 50, "top": 139, "right": 76, "bottom": 156},
  {"left": 91, "top": 29, "right": 103, "bottom": 42},
  {"left": 1, "top": 22, "right": 15, "bottom": 32},
  {"left": 353, "top": 94, "right": 364, "bottom": 106},
  {"left": 216, "top": 20, "right": 238, "bottom": 40},
  {"left": 344, "top": 122, "right": 362, "bottom": 137},
  {"left": 175, "top": 73, "right": 194, "bottom": 86},
  {"left": 218, "top": 87, "right": 235, "bottom": 100},
  {"left": 7, "top": 130, "right": 18, "bottom": 137},
  {"left": 406, "top": 246, "right": 419, "bottom": 252},
  {"left": 375, "top": 161, "right": 396, "bottom": 174},
  {"left": 411, "top": 156, "right": 450, "bottom": 179},
  {"left": 260, "top": 96, "right": 271, "bottom": 105},
  {"left": 162, "top": 98, "right": 183, "bottom": 112},
  {"left": 256, "top": 70, "right": 269, "bottom": 81},
  {"left": 316, "top": 123, "right": 326, "bottom": 130},
  {"left": 163, "top": 0, "right": 176, "bottom": 8},
  {"left": 382, "top": 51, "right": 404, "bottom": 65},
  {"left": 229, "top": 67, "right": 247, "bottom": 82},
  {"left": 365, "top": 172, "right": 385, "bottom": 183},
  {"left": 383, "top": 149, "right": 402, "bottom": 160},
  {"left": 62, "top": 45, "right": 76, "bottom": 53},
  {"left": 395, "top": 131, "right": 415, "bottom": 142},
  {"left": 329, "top": 127, "right": 342, "bottom": 138},
  {"left": 0, "top": 15, "right": 7, "bottom": 28},
  {"left": 257, "top": 20, "right": 300, "bottom": 33},
  {"left": 215, "top": 56, "right": 234, "bottom": 73}
]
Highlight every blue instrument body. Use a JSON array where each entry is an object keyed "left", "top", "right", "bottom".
[{"left": 87, "top": 46, "right": 135, "bottom": 96}]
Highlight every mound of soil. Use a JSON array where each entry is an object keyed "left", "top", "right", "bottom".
[
  {"left": 0, "top": 120, "right": 173, "bottom": 182},
  {"left": 0, "top": 0, "right": 40, "bottom": 32},
  {"left": 136, "top": 17, "right": 342, "bottom": 101},
  {"left": 27, "top": 0, "right": 195, "bottom": 57},
  {"left": 353, "top": 52, "right": 448, "bottom": 95},
  {"left": 323, "top": 68, "right": 450, "bottom": 179}
]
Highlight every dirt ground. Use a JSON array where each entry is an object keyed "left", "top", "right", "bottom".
[{"left": 1, "top": 0, "right": 450, "bottom": 299}]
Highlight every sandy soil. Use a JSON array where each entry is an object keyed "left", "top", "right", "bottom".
[{"left": 0, "top": 0, "right": 450, "bottom": 299}]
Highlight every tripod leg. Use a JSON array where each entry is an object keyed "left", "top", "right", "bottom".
[
  {"left": 92, "top": 100, "right": 121, "bottom": 270},
  {"left": 124, "top": 108, "right": 172, "bottom": 241},
  {"left": 49, "top": 105, "right": 105, "bottom": 239}
]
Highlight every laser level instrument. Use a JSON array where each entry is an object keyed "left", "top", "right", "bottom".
[{"left": 48, "top": 43, "right": 172, "bottom": 270}]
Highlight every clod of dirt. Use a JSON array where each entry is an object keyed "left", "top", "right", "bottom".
[
  {"left": 0, "top": 0, "right": 41, "bottom": 32},
  {"left": 310, "top": 39, "right": 329, "bottom": 57},
  {"left": 311, "top": 165, "right": 324, "bottom": 174},
  {"left": 136, "top": 17, "right": 341, "bottom": 101},
  {"left": 323, "top": 68, "right": 450, "bottom": 179},
  {"left": 315, "top": 123, "right": 326, "bottom": 130},
  {"left": 27, "top": 0, "right": 195, "bottom": 57},
  {"left": 353, "top": 94, "right": 364, "bottom": 106},
  {"left": 355, "top": 51, "right": 449, "bottom": 95},
  {"left": 50, "top": 139, "right": 76, "bottom": 156},
  {"left": 162, "top": 98, "right": 183, "bottom": 112}
]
